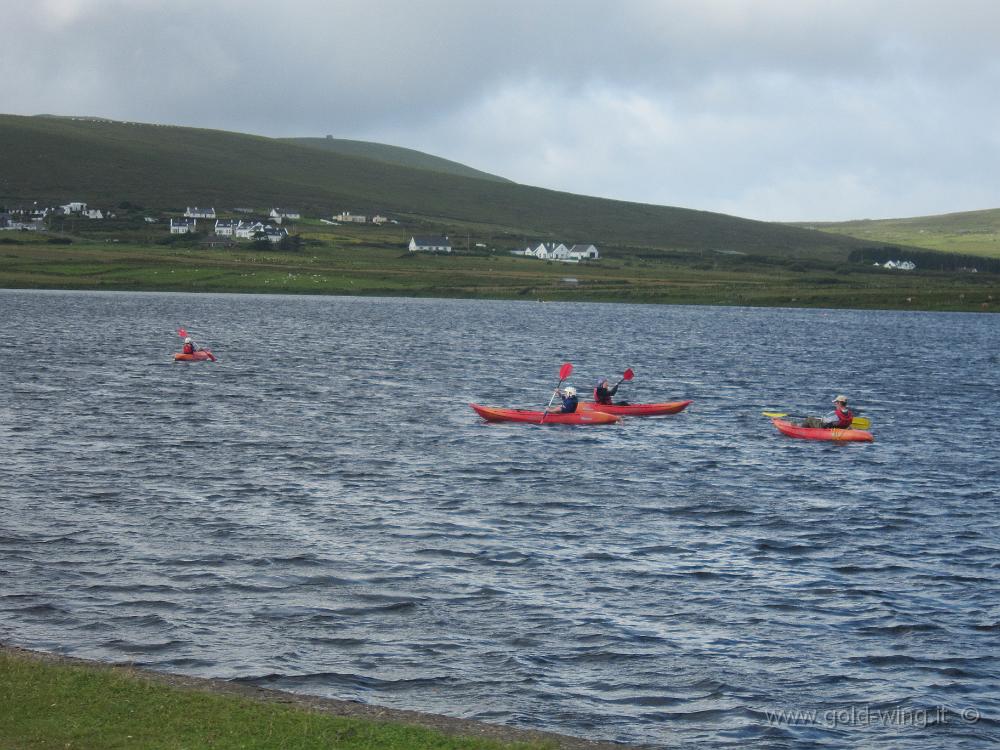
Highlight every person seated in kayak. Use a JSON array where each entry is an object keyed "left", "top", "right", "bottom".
[
  {"left": 548, "top": 386, "right": 579, "bottom": 414},
  {"left": 802, "top": 395, "right": 853, "bottom": 428},
  {"left": 182, "top": 336, "right": 199, "bottom": 355},
  {"left": 594, "top": 377, "right": 619, "bottom": 405}
]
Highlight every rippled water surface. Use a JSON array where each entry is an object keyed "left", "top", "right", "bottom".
[{"left": 2, "top": 290, "right": 998, "bottom": 748}]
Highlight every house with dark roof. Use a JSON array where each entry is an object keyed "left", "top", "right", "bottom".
[
  {"left": 170, "top": 218, "right": 197, "bottom": 234},
  {"left": 408, "top": 235, "right": 452, "bottom": 253},
  {"left": 184, "top": 206, "right": 216, "bottom": 219}
]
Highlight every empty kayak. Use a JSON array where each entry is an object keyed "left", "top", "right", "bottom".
[
  {"left": 581, "top": 399, "right": 692, "bottom": 417},
  {"left": 470, "top": 403, "right": 621, "bottom": 425},
  {"left": 174, "top": 351, "right": 216, "bottom": 362},
  {"left": 772, "top": 418, "right": 872, "bottom": 443}
]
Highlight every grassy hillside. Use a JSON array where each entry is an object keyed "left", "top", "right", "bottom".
[
  {"left": 0, "top": 114, "right": 869, "bottom": 260},
  {"left": 794, "top": 208, "right": 1000, "bottom": 259},
  {"left": 283, "top": 136, "right": 512, "bottom": 183}
]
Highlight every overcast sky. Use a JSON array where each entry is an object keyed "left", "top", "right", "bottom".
[{"left": 3, "top": 0, "right": 999, "bottom": 221}]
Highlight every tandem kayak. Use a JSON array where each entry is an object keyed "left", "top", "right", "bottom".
[
  {"left": 580, "top": 399, "right": 692, "bottom": 417},
  {"left": 173, "top": 351, "right": 216, "bottom": 362},
  {"left": 470, "top": 403, "right": 621, "bottom": 425},
  {"left": 771, "top": 418, "right": 872, "bottom": 443}
]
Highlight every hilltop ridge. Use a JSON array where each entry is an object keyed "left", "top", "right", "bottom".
[{"left": 0, "top": 114, "right": 867, "bottom": 260}]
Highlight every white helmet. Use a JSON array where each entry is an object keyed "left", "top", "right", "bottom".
[
  {"left": 184, "top": 337, "right": 192, "bottom": 343},
  {"left": 564, "top": 386, "right": 577, "bottom": 397}
]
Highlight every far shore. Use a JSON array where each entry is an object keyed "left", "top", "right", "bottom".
[{"left": 0, "top": 238, "right": 995, "bottom": 313}]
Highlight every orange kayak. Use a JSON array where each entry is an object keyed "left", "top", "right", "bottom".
[
  {"left": 173, "top": 350, "right": 216, "bottom": 362},
  {"left": 470, "top": 403, "right": 621, "bottom": 425},
  {"left": 580, "top": 399, "right": 691, "bottom": 417},
  {"left": 772, "top": 418, "right": 872, "bottom": 442}
]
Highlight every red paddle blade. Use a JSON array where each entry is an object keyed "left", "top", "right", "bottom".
[
  {"left": 559, "top": 362, "right": 573, "bottom": 380},
  {"left": 177, "top": 327, "right": 187, "bottom": 338},
  {"left": 622, "top": 367, "right": 634, "bottom": 381}
]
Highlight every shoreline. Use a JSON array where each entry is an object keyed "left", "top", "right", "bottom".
[
  {"left": 1, "top": 283, "right": 995, "bottom": 315},
  {"left": 0, "top": 644, "right": 636, "bottom": 749}
]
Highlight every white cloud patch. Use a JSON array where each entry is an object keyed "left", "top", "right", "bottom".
[{"left": 2, "top": 0, "right": 999, "bottom": 220}]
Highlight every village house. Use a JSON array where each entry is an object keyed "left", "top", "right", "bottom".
[
  {"left": 336, "top": 211, "right": 367, "bottom": 223},
  {"left": 523, "top": 242, "right": 568, "bottom": 259},
  {"left": 184, "top": 207, "right": 216, "bottom": 219},
  {"left": 261, "top": 226, "right": 289, "bottom": 244},
  {"left": 234, "top": 221, "right": 266, "bottom": 239},
  {"left": 170, "top": 218, "right": 197, "bottom": 234},
  {"left": 520, "top": 242, "right": 600, "bottom": 261},
  {"left": 60, "top": 201, "right": 87, "bottom": 214},
  {"left": 408, "top": 235, "right": 452, "bottom": 253},
  {"left": 83, "top": 209, "right": 103, "bottom": 219},
  {"left": 372, "top": 215, "right": 388, "bottom": 225},
  {"left": 269, "top": 208, "right": 301, "bottom": 222},
  {"left": 568, "top": 244, "right": 599, "bottom": 260},
  {"left": 214, "top": 219, "right": 239, "bottom": 236}
]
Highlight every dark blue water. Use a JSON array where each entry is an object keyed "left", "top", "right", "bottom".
[{"left": 1, "top": 289, "right": 998, "bottom": 748}]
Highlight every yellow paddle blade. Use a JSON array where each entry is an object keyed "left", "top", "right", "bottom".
[
  {"left": 761, "top": 411, "right": 788, "bottom": 418},
  {"left": 851, "top": 417, "right": 871, "bottom": 429}
]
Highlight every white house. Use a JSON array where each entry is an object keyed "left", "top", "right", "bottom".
[
  {"left": 234, "top": 221, "right": 266, "bottom": 239},
  {"left": 261, "top": 226, "right": 289, "bottom": 244},
  {"left": 214, "top": 219, "right": 239, "bottom": 236},
  {"left": 84, "top": 209, "right": 103, "bottom": 219},
  {"left": 568, "top": 244, "right": 599, "bottom": 260},
  {"left": 336, "top": 211, "right": 367, "bottom": 223},
  {"left": 409, "top": 235, "right": 452, "bottom": 253},
  {"left": 60, "top": 202, "right": 87, "bottom": 214},
  {"left": 269, "top": 208, "right": 301, "bottom": 222},
  {"left": 372, "top": 215, "right": 388, "bottom": 225},
  {"left": 185, "top": 207, "right": 216, "bottom": 219},
  {"left": 170, "top": 218, "right": 197, "bottom": 234},
  {"left": 877, "top": 260, "right": 916, "bottom": 271},
  {"left": 525, "top": 242, "right": 569, "bottom": 259}
]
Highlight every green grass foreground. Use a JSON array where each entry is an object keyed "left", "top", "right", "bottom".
[{"left": 0, "top": 651, "right": 553, "bottom": 750}]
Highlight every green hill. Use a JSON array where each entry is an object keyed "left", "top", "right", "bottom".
[
  {"left": 282, "top": 136, "right": 512, "bottom": 183},
  {"left": 793, "top": 209, "right": 1000, "bottom": 259},
  {"left": 0, "top": 114, "right": 869, "bottom": 259}
]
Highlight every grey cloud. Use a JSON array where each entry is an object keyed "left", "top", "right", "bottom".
[{"left": 2, "top": 0, "right": 999, "bottom": 219}]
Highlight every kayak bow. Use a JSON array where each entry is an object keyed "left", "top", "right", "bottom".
[{"left": 470, "top": 403, "right": 621, "bottom": 425}]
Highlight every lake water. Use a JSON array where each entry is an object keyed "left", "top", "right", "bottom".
[{"left": 1, "top": 289, "right": 998, "bottom": 748}]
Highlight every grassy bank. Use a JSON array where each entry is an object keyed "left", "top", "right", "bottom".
[
  {"left": 0, "top": 648, "right": 584, "bottom": 750},
  {"left": 0, "top": 232, "right": 996, "bottom": 312}
]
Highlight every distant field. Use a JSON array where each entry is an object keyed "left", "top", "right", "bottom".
[
  {"left": 795, "top": 208, "right": 1000, "bottom": 259},
  {"left": 1, "top": 225, "right": 995, "bottom": 312}
]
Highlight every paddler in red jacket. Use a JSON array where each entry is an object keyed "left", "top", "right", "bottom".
[
  {"left": 594, "top": 377, "right": 619, "bottom": 405},
  {"left": 802, "top": 395, "right": 853, "bottom": 428},
  {"left": 182, "top": 336, "right": 198, "bottom": 355}
]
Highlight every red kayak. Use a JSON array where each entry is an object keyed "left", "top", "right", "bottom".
[
  {"left": 580, "top": 399, "right": 692, "bottom": 417},
  {"left": 771, "top": 418, "right": 873, "bottom": 443},
  {"left": 174, "top": 350, "right": 216, "bottom": 362},
  {"left": 470, "top": 403, "right": 621, "bottom": 425}
]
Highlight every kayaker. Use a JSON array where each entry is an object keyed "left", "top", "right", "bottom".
[
  {"left": 802, "top": 395, "right": 854, "bottom": 429},
  {"left": 594, "top": 377, "right": 619, "bottom": 405},
  {"left": 548, "top": 386, "right": 579, "bottom": 414},
  {"left": 182, "top": 336, "right": 199, "bottom": 355}
]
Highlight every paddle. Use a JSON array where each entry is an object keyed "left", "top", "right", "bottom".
[
  {"left": 615, "top": 367, "right": 635, "bottom": 388},
  {"left": 540, "top": 362, "right": 573, "bottom": 424},
  {"left": 762, "top": 411, "right": 871, "bottom": 429}
]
